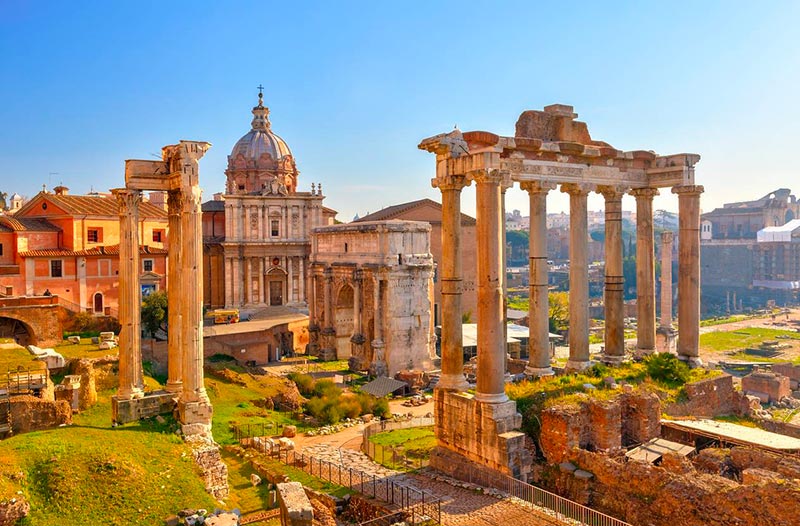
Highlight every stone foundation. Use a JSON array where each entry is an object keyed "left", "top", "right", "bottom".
[
  {"left": 9, "top": 395, "right": 72, "bottom": 434},
  {"left": 656, "top": 327, "right": 677, "bottom": 354},
  {"left": 432, "top": 389, "right": 531, "bottom": 480},
  {"left": 111, "top": 391, "right": 177, "bottom": 424},
  {"left": 187, "top": 435, "right": 229, "bottom": 500},
  {"left": 741, "top": 371, "right": 791, "bottom": 403},
  {"left": 665, "top": 374, "right": 747, "bottom": 418},
  {"left": 772, "top": 362, "right": 800, "bottom": 389}
]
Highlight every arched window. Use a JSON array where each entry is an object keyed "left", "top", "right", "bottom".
[{"left": 93, "top": 292, "right": 104, "bottom": 313}]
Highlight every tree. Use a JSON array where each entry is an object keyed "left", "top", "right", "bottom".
[
  {"left": 141, "top": 290, "right": 168, "bottom": 337},
  {"left": 548, "top": 291, "right": 569, "bottom": 332}
]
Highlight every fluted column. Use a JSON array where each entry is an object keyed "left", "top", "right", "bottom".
[
  {"left": 113, "top": 188, "right": 144, "bottom": 400},
  {"left": 631, "top": 188, "right": 659, "bottom": 354},
  {"left": 165, "top": 189, "right": 183, "bottom": 393},
  {"left": 431, "top": 175, "right": 470, "bottom": 391},
  {"left": 469, "top": 169, "right": 508, "bottom": 404},
  {"left": 673, "top": 185, "right": 704, "bottom": 366},
  {"left": 245, "top": 258, "right": 252, "bottom": 304},
  {"left": 660, "top": 231, "right": 675, "bottom": 328},
  {"left": 598, "top": 186, "right": 626, "bottom": 364},
  {"left": 179, "top": 185, "right": 212, "bottom": 414},
  {"left": 521, "top": 181, "right": 556, "bottom": 376},
  {"left": 561, "top": 183, "right": 592, "bottom": 371},
  {"left": 369, "top": 274, "right": 388, "bottom": 376}
]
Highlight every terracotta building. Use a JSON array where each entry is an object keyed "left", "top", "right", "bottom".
[
  {"left": 355, "top": 198, "right": 477, "bottom": 325},
  {"left": 202, "top": 93, "right": 336, "bottom": 310},
  {"left": 0, "top": 187, "right": 168, "bottom": 314}
]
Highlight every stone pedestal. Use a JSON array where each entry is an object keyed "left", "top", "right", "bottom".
[
  {"left": 656, "top": 326, "right": 678, "bottom": 354},
  {"left": 432, "top": 389, "right": 531, "bottom": 481}
]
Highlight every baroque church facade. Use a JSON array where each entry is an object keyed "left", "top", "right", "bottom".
[{"left": 202, "top": 93, "right": 336, "bottom": 309}]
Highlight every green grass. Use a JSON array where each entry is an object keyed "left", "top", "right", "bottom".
[
  {"left": 368, "top": 427, "right": 436, "bottom": 452},
  {"left": 700, "top": 314, "right": 753, "bottom": 327},
  {"left": 221, "top": 449, "right": 277, "bottom": 515},
  {"left": 699, "top": 327, "right": 800, "bottom": 353},
  {"left": 0, "top": 345, "right": 45, "bottom": 372},
  {"left": 251, "top": 454, "right": 350, "bottom": 498},
  {"left": 54, "top": 339, "right": 116, "bottom": 360}
]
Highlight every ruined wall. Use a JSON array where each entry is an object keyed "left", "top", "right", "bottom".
[
  {"left": 665, "top": 374, "right": 746, "bottom": 418},
  {"left": 9, "top": 395, "right": 71, "bottom": 434},
  {"left": 772, "top": 362, "right": 800, "bottom": 389},
  {"left": 621, "top": 390, "right": 661, "bottom": 445},
  {"left": 188, "top": 437, "right": 229, "bottom": 500},
  {"left": 70, "top": 356, "right": 118, "bottom": 410},
  {"left": 0, "top": 497, "right": 29, "bottom": 526},
  {"left": 741, "top": 371, "right": 791, "bottom": 402}
]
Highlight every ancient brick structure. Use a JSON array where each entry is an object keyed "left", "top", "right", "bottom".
[{"left": 741, "top": 370, "right": 791, "bottom": 403}]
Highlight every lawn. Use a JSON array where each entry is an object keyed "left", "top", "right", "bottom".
[
  {"left": 368, "top": 426, "right": 436, "bottom": 454},
  {"left": 699, "top": 327, "right": 800, "bottom": 353}
]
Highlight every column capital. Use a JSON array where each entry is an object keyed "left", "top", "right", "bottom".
[
  {"left": 520, "top": 181, "right": 557, "bottom": 195},
  {"left": 560, "top": 182, "right": 593, "bottom": 196},
  {"left": 431, "top": 174, "right": 471, "bottom": 192},
  {"left": 167, "top": 189, "right": 183, "bottom": 215},
  {"left": 661, "top": 230, "right": 675, "bottom": 243},
  {"left": 596, "top": 185, "right": 628, "bottom": 200},
  {"left": 466, "top": 168, "right": 506, "bottom": 185},
  {"left": 672, "top": 184, "right": 704, "bottom": 197},
  {"left": 181, "top": 185, "right": 203, "bottom": 209},
  {"left": 629, "top": 187, "right": 660, "bottom": 199},
  {"left": 111, "top": 188, "right": 142, "bottom": 212}
]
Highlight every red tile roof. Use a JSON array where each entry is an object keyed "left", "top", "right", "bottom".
[
  {"left": 19, "top": 245, "right": 167, "bottom": 257},
  {"left": 355, "top": 198, "right": 476, "bottom": 225},
  {"left": 0, "top": 216, "right": 61, "bottom": 232},
  {"left": 18, "top": 192, "right": 167, "bottom": 219}
]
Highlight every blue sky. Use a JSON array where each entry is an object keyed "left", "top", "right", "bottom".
[{"left": 2, "top": 1, "right": 799, "bottom": 221}]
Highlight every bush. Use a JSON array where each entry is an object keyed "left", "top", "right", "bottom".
[
  {"left": 645, "top": 353, "right": 690, "bottom": 386},
  {"left": 288, "top": 373, "right": 315, "bottom": 396}
]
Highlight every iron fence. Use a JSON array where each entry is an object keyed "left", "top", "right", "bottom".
[
  {"left": 361, "top": 416, "right": 435, "bottom": 470},
  {"left": 240, "top": 438, "right": 441, "bottom": 524},
  {"left": 461, "top": 463, "right": 633, "bottom": 526},
  {"left": 232, "top": 421, "right": 287, "bottom": 442}
]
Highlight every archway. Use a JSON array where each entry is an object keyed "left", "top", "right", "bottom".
[
  {"left": 0, "top": 316, "right": 35, "bottom": 347},
  {"left": 93, "top": 292, "right": 104, "bottom": 314},
  {"left": 786, "top": 209, "right": 795, "bottom": 223},
  {"left": 335, "top": 284, "right": 354, "bottom": 359},
  {"left": 266, "top": 267, "right": 287, "bottom": 306}
]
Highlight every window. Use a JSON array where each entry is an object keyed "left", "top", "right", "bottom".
[
  {"left": 0, "top": 243, "right": 3, "bottom": 256},
  {"left": 152, "top": 230, "right": 163, "bottom": 243},
  {"left": 50, "top": 260, "right": 63, "bottom": 277},
  {"left": 87, "top": 228, "right": 101, "bottom": 243},
  {"left": 271, "top": 220, "right": 280, "bottom": 237},
  {"left": 143, "top": 259, "right": 154, "bottom": 272}
]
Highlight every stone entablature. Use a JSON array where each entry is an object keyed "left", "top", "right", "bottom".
[{"left": 309, "top": 221, "right": 436, "bottom": 375}]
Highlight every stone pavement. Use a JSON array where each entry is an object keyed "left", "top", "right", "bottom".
[{"left": 303, "top": 445, "right": 575, "bottom": 526}]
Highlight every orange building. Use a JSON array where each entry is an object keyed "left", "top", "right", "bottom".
[{"left": 0, "top": 187, "right": 168, "bottom": 315}]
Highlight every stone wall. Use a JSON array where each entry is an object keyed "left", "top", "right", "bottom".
[
  {"left": 112, "top": 391, "right": 176, "bottom": 424},
  {"left": 70, "top": 356, "right": 118, "bottom": 410},
  {"left": 9, "top": 395, "right": 71, "bottom": 434},
  {"left": 277, "top": 481, "right": 313, "bottom": 526},
  {"left": 536, "top": 448, "right": 800, "bottom": 526},
  {"left": 665, "top": 374, "right": 746, "bottom": 418},
  {"left": 187, "top": 436, "right": 229, "bottom": 500},
  {"left": 772, "top": 362, "right": 800, "bottom": 389},
  {"left": 741, "top": 371, "right": 791, "bottom": 402},
  {"left": 540, "top": 390, "right": 661, "bottom": 463},
  {"left": 0, "top": 497, "right": 29, "bottom": 526}
]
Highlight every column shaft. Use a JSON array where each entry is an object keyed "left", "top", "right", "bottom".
[
  {"left": 674, "top": 185, "right": 704, "bottom": 365},
  {"left": 287, "top": 256, "right": 294, "bottom": 303},
  {"left": 113, "top": 189, "right": 144, "bottom": 400},
  {"left": 473, "top": 170, "right": 508, "bottom": 404},
  {"left": 600, "top": 186, "right": 625, "bottom": 363},
  {"left": 432, "top": 176, "right": 470, "bottom": 391},
  {"left": 562, "top": 184, "right": 591, "bottom": 370},
  {"left": 245, "top": 258, "right": 252, "bottom": 304},
  {"left": 660, "top": 232, "right": 675, "bottom": 328},
  {"left": 353, "top": 272, "right": 362, "bottom": 335},
  {"left": 522, "top": 182, "right": 555, "bottom": 375},
  {"left": 258, "top": 258, "right": 265, "bottom": 304},
  {"left": 632, "top": 188, "right": 658, "bottom": 353},
  {"left": 166, "top": 189, "right": 183, "bottom": 393}
]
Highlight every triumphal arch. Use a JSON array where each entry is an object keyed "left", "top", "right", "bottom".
[
  {"left": 111, "top": 140, "right": 214, "bottom": 437},
  {"left": 420, "top": 104, "right": 702, "bottom": 480}
]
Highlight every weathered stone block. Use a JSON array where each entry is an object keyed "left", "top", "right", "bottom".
[
  {"left": 277, "top": 481, "right": 313, "bottom": 526},
  {"left": 742, "top": 371, "right": 791, "bottom": 403},
  {"left": 112, "top": 391, "right": 176, "bottom": 424}
]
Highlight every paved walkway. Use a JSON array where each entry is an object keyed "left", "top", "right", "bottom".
[{"left": 302, "top": 444, "right": 574, "bottom": 526}]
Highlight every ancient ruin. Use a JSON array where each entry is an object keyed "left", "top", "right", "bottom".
[
  {"left": 420, "top": 104, "right": 703, "bottom": 479},
  {"left": 112, "top": 141, "right": 213, "bottom": 437},
  {"left": 308, "top": 220, "right": 436, "bottom": 375}
]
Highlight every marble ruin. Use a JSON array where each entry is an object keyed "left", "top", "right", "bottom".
[
  {"left": 112, "top": 141, "right": 214, "bottom": 437},
  {"left": 420, "top": 104, "right": 703, "bottom": 480},
  {"left": 308, "top": 220, "right": 436, "bottom": 376}
]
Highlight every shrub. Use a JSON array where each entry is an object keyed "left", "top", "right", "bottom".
[
  {"left": 288, "top": 373, "right": 316, "bottom": 396},
  {"left": 313, "top": 379, "right": 340, "bottom": 398},
  {"left": 645, "top": 352, "right": 690, "bottom": 387}
]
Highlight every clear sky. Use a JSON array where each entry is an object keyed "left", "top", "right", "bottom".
[{"left": 2, "top": 1, "right": 799, "bottom": 221}]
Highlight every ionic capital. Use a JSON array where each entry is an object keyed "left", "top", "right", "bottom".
[
  {"left": 466, "top": 169, "right": 505, "bottom": 185},
  {"left": 671, "top": 185, "right": 704, "bottom": 197},
  {"left": 520, "top": 181, "right": 557, "bottom": 195},
  {"left": 596, "top": 185, "right": 628, "bottom": 201},
  {"left": 560, "top": 182, "right": 593, "bottom": 196},
  {"left": 629, "top": 187, "right": 659, "bottom": 200},
  {"left": 111, "top": 188, "right": 142, "bottom": 214},
  {"left": 432, "top": 175, "right": 471, "bottom": 192}
]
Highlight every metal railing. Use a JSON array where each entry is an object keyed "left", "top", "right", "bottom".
[
  {"left": 232, "top": 421, "right": 287, "bottom": 441},
  {"left": 241, "top": 440, "right": 441, "bottom": 524},
  {"left": 362, "top": 417, "right": 435, "bottom": 470},
  {"left": 460, "top": 463, "right": 632, "bottom": 526}
]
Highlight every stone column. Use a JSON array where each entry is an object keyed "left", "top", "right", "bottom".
[
  {"left": 299, "top": 258, "right": 305, "bottom": 303},
  {"left": 320, "top": 267, "right": 336, "bottom": 359},
  {"left": 178, "top": 185, "right": 213, "bottom": 429},
  {"left": 561, "top": 183, "right": 592, "bottom": 371},
  {"left": 287, "top": 256, "right": 294, "bottom": 303},
  {"left": 245, "top": 258, "right": 252, "bottom": 304},
  {"left": 660, "top": 231, "right": 675, "bottom": 328},
  {"left": 113, "top": 188, "right": 144, "bottom": 400},
  {"left": 673, "top": 185, "right": 704, "bottom": 366},
  {"left": 521, "top": 181, "right": 556, "bottom": 376},
  {"left": 431, "top": 175, "right": 470, "bottom": 391},
  {"left": 224, "top": 257, "right": 233, "bottom": 308},
  {"left": 369, "top": 274, "right": 388, "bottom": 377},
  {"left": 166, "top": 189, "right": 183, "bottom": 394},
  {"left": 258, "top": 258, "right": 265, "bottom": 305},
  {"left": 598, "top": 186, "right": 626, "bottom": 364},
  {"left": 470, "top": 169, "right": 508, "bottom": 404},
  {"left": 631, "top": 188, "right": 659, "bottom": 354},
  {"left": 350, "top": 268, "right": 366, "bottom": 368}
]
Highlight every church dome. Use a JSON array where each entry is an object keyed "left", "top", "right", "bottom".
[{"left": 229, "top": 93, "right": 292, "bottom": 163}]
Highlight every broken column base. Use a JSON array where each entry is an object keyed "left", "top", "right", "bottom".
[
  {"left": 178, "top": 398, "right": 214, "bottom": 437},
  {"left": 656, "top": 327, "right": 678, "bottom": 354},
  {"left": 565, "top": 359, "right": 593, "bottom": 372},
  {"left": 524, "top": 366, "right": 555, "bottom": 378},
  {"left": 678, "top": 354, "right": 703, "bottom": 368},
  {"left": 111, "top": 390, "right": 177, "bottom": 424},
  {"left": 432, "top": 389, "right": 531, "bottom": 481},
  {"left": 599, "top": 354, "right": 626, "bottom": 366}
]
